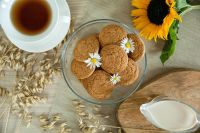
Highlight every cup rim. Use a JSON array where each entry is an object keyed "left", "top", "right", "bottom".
[
  {"left": 61, "top": 19, "right": 147, "bottom": 105},
  {"left": 0, "top": 0, "right": 71, "bottom": 52},
  {"left": 1, "top": 0, "right": 59, "bottom": 43}
]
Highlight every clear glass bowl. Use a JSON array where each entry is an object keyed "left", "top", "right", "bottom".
[{"left": 61, "top": 19, "right": 147, "bottom": 105}]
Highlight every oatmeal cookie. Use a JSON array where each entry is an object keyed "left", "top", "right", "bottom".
[
  {"left": 99, "top": 24, "right": 127, "bottom": 47},
  {"left": 74, "top": 35, "right": 100, "bottom": 62},
  {"left": 82, "top": 70, "right": 114, "bottom": 99},
  {"left": 119, "top": 58, "right": 139, "bottom": 86},
  {"left": 100, "top": 45, "right": 128, "bottom": 74},
  {"left": 128, "top": 34, "right": 145, "bottom": 61},
  {"left": 71, "top": 59, "right": 95, "bottom": 79}
]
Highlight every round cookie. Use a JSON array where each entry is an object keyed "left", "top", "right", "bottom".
[
  {"left": 82, "top": 70, "right": 114, "bottom": 99},
  {"left": 71, "top": 59, "right": 95, "bottom": 79},
  {"left": 119, "top": 58, "right": 139, "bottom": 86},
  {"left": 99, "top": 24, "right": 127, "bottom": 47},
  {"left": 128, "top": 34, "right": 145, "bottom": 61},
  {"left": 74, "top": 35, "right": 100, "bottom": 62},
  {"left": 100, "top": 45, "right": 128, "bottom": 74}
]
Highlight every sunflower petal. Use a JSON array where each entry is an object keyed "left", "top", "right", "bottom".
[
  {"left": 131, "top": 9, "right": 147, "bottom": 16},
  {"left": 161, "top": 24, "right": 170, "bottom": 40},
  {"left": 170, "top": 8, "right": 182, "bottom": 22},
  {"left": 131, "top": 0, "right": 150, "bottom": 9},
  {"left": 163, "top": 24, "right": 170, "bottom": 39},
  {"left": 153, "top": 26, "right": 161, "bottom": 41},
  {"left": 132, "top": 16, "right": 150, "bottom": 30},
  {"left": 134, "top": 20, "right": 150, "bottom": 31},
  {"left": 166, "top": 0, "right": 175, "bottom": 7},
  {"left": 140, "top": 24, "right": 156, "bottom": 40},
  {"left": 161, "top": 15, "right": 178, "bottom": 39},
  {"left": 148, "top": 24, "right": 160, "bottom": 41},
  {"left": 157, "top": 25, "right": 166, "bottom": 40},
  {"left": 133, "top": 16, "right": 149, "bottom": 24}
]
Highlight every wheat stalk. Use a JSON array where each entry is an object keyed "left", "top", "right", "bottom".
[{"left": 0, "top": 18, "right": 123, "bottom": 133}]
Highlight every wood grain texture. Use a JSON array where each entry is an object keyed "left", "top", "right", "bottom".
[{"left": 117, "top": 70, "right": 200, "bottom": 133}]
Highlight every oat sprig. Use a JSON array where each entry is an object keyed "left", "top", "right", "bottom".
[
  {"left": 39, "top": 113, "right": 71, "bottom": 132},
  {"left": 0, "top": 19, "right": 126, "bottom": 133},
  {"left": 72, "top": 99, "right": 111, "bottom": 133},
  {"left": 0, "top": 87, "right": 10, "bottom": 97},
  {"left": 0, "top": 19, "right": 76, "bottom": 132},
  {"left": 0, "top": 31, "right": 63, "bottom": 128}
]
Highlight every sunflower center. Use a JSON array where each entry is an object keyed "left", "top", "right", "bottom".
[
  {"left": 125, "top": 42, "right": 131, "bottom": 49},
  {"left": 91, "top": 58, "right": 97, "bottom": 64},
  {"left": 147, "top": 0, "right": 170, "bottom": 25}
]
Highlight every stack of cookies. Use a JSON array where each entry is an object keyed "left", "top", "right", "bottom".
[{"left": 71, "top": 24, "right": 145, "bottom": 100}]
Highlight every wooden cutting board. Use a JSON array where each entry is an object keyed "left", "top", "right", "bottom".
[{"left": 117, "top": 70, "right": 200, "bottom": 133}]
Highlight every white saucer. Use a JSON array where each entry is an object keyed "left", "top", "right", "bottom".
[
  {"left": 19, "top": 0, "right": 71, "bottom": 52},
  {"left": 0, "top": 0, "right": 71, "bottom": 53}
]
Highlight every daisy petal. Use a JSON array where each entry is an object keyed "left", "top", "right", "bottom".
[{"left": 84, "top": 52, "right": 102, "bottom": 69}]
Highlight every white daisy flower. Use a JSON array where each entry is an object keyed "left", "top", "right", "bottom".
[
  {"left": 120, "top": 37, "right": 135, "bottom": 53},
  {"left": 110, "top": 74, "right": 121, "bottom": 85},
  {"left": 84, "top": 52, "right": 102, "bottom": 69}
]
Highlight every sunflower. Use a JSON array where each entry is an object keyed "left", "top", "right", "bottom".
[{"left": 131, "top": 0, "right": 182, "bottom": 41}]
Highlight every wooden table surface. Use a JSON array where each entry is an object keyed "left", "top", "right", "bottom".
[{"left": 0, "top": 0, "right": 200, "bottom": 133}]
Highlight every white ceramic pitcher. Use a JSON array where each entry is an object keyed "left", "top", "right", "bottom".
[{"left": 140, "top": 96, "right": 200, "bottom": 133}]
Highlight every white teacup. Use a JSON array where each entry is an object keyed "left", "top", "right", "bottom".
[{"left": 0, "top": 0, "right": 71, "bottom": 52}]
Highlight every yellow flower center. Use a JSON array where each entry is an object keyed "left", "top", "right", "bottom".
[
  {"left": 91, "top": 58, "right": 97, "bottom": 64},
  {"left": 125, "top": 42, "right": 131, "bottom": 49},
  {"left": 114, "top": 77, "right": 118, "bottom": 81}
]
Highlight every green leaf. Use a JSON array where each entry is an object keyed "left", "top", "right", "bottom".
[
  {"left": 160, "top": 21, "right": 178, "bottom": 64},
  {"left": 175, "top": 0, "right": 191, "bottom": 12}
]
